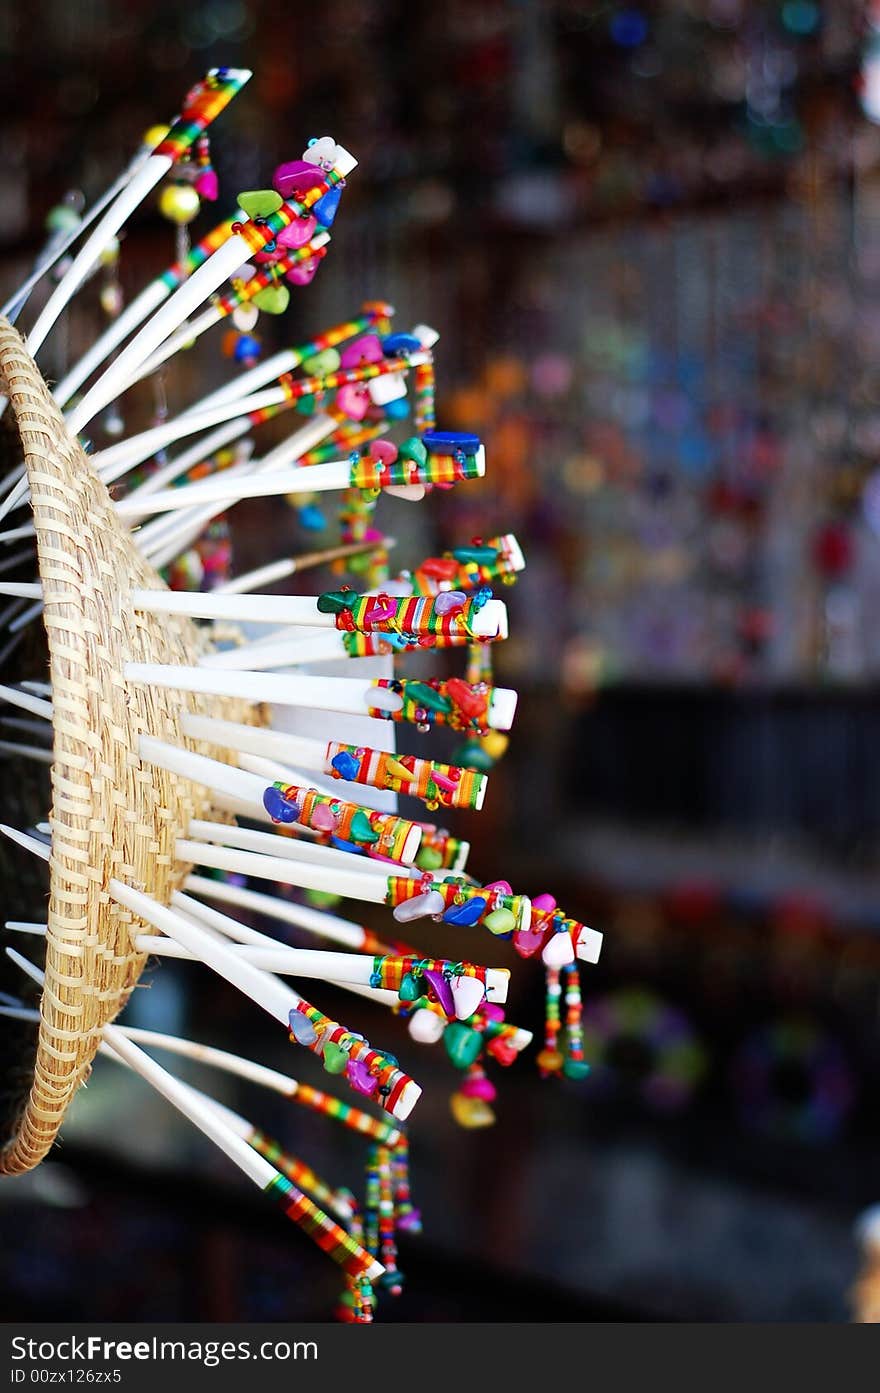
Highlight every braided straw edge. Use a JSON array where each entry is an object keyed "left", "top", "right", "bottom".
[{"left": 0, "top": 317, "right": 253, "bottom": 1174}]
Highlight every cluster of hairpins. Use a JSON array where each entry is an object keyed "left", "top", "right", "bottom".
[{"left": 0, "top": 68, "right": 602, "bottom": 1320}]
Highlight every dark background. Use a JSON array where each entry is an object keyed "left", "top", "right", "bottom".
[{"left": 3, "top": 0, "right": 880, "bottom": 1322}]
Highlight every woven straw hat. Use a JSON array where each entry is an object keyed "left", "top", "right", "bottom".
[{"left": 0, "top": 316, "right": 254, "bottom": 1175}]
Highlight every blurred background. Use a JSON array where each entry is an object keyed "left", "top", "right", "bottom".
[{"left": 3, "top": 0, "right": 880, "bottom": 1322}]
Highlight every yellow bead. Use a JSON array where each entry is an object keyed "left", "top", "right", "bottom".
[
  {"left": 479, "top": 731, "right": 509, "bottom": 761},
  {"left": 450, "top": 1092, "right": 495, "bottom": 1129},
  {"left": 143, "top": 124, "right": 171, "bottom": 149},
  {"left": 159, "top": 183, "right": 201, "bottom": 226}
]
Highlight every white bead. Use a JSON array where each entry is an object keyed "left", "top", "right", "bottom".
[
  {"left": 542, "top": 930, "right": 575, "bottom": 968},
  {"left": 232, "top": 304, "right": 260, "bottom": 332},
  {"left": 449, "top": 974, "right": 486, "bottom": 1020},
  {"left": 393, "top": 890, "right": 446, "bottom": 923},
  {"left": 408, "top": 1008, "right": 446, "bottom": 1044}
]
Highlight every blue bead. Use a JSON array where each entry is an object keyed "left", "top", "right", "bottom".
[
  {"left": 422, "top": 430, "right": 480, "bottom": 455},
  {"left": 263, "top": 786, "right": 299, "bottom": 823},
  {"left": 383, "top": 397, "right": 410, "bottom": 420},
  {"left": 297, "top": 504, "right": 326, "bottom": 531},
  {"left": 442, "top": 896, "right": 487, "bottom": 927},
  {"left": 329, "top": 836, "right": 365, "bottom": 855},
  {"left": 382, "top": 333, "right": 422, "bottom": 356},
  {"left": 233, "top": 334, "right": 261, "bottom": 362},
  {"left": 331, "top": 751, "right": 361, "bottom": 780},
  {"left": 313, "top": 187, "right": 342, "bottom": 227}
]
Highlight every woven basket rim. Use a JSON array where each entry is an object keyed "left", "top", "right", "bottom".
[{"left": 0, "top": 316, "right": 247, "bottom": 1175}]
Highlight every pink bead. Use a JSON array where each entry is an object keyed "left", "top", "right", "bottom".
[
  {"left": 368, "top": 439, "right": 398, "bottom": 466},
  {"left": 480, "top": 1002, "right": 505, "bottom": 1023},
  {"left": 336, "top": 384, "right": 370, "bottom": 420},
  {"left": 484, "top": 879, "right": 512, "bottom": 896},
  {"left": 311, "top": 803, "right": 338, "bottom": 832},
  {"left": 461, "top": 1075, "right": 497, "bottom": 1102},
  {"left": 513, "top": 925, "right": 548, "bottom": 959},
  {"left": 532, "top": 892, "right": 557, "bottom": 913},
  {"left": 286, "top": 257, "right": 319, "bottom": 285},
  {"left": 273, "top": 160, "right": 324, "bottom": 199},
  {"left": 194, "top": 168, "right": 219, "bottom": 200},
  {"left": 339, "top": 334, "right": 383, "bottom": 369},
  {"left": 277, "top": 215, "right": 317, "bottom": 249}
]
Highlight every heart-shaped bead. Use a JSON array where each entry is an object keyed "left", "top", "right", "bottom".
[
  {"left": 301, "top": 347, "right": 341, "bottom": 376},
  {"left": 345, "top": 1058, "right": 378, "bottom": 1095},
  {"left": 273, "top": 160, "right": 324, "bottom": 199},
  {"left": 263, "top": 786, "right": 299, "bottom": 823},
  {"left": 542, "top": 930, "right": 575, "bottom": 968},
  {"left": 408, "top": 1008, "right": 446, "bottom": 1044},
  {"left": 442, "top": 896, "right": 487, "bottom": 927},
  {"left": 321, "top": 1041, "right": 349, "bottom": 1075},
  {"left": 449, "top": 974, "right": 486, "bottom": 1020},
  {"left": 330, "top": 751, "right": 360, "bottom": 781},
  {"left": 310, "top": 803, "right": 338, "bottom": 833},
  {"left": 252, "top": 284, "right": 290, "bottom": 315},
  {"left": 368, "top": 439, "right": 398, "bottom": 466},
  {"left": 393, "top": 890, "right": 446, "bottom": 923},
  {"left": 238, "top": 189, "right": 283, "bottom": 219},
  {"left": 339, "top": 334, "right": 384, "bottom": 369},
  {"left": 288, "top": 1010, "right": 318, "bottom": 1045},
  {"left": 349, "top": 809, "right": 379, "bottom": 844},
  {"left": 336, "top": 383, "right": 370, "bottom": 420},
  {"left": 434, "top": 590, "right": 467, "bottom": 616},
  {"left": 277, "top": 214, "right": 317, "bottom": 249},
  {"left": 422, "top": 968, "right": 455, "bottom": 1018}
]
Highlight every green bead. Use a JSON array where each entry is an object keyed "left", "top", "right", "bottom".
[
  {"left": 398, "top": 972, "right": 420, "bottom": 1002},
  {"left": 252, "top": 283, "right": 290, "bottom": 315},
  {"left": 405, "top": 682, "right": 453, "bottom": 714},
  {"left": 563, "top": 1059, "right": 591, "bottom": 1081},
  {"left": 415, "top": 846, "right": 444, "bottom": 872},
  {"left": 349, "top": 809, "right": 379, "bottom": 843},
  {"left": 322, "top": 1041, "right": 349, "bottom": 1074},
  {"left": 306, "top": 889, "right": 341, "bottom": 909},
  {"left": 237, "top": 188, "right": 284, "bottom": 218},
  {"left": 397, "top": 436, "right": 428, "bottom": 468},
  {"left": 453, "top": 741, "right": 494, "bottom": 772},
  {"left": 484, "top": 908, "right": 516, "bottom": 936},
  {"left": 317, "top": 589, "right": 358, "bottom": 614},
  {"left": 302, "top": 348, "right": 341, "bottom": 376},
  {"left": 443, "top": 1022, "right": 483, "bottom": 1069},
  {"left": 46, "top": 205, "right": 82, "bottom": 233},
  {"left": 451, "top": 545, "right": 497, "bottom": 565}
]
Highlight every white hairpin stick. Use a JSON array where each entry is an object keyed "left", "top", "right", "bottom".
[{"left": 125, "top": 664, "right": 517, "bottom": 731}]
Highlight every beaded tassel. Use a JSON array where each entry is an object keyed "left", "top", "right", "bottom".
[
  {"left": 364, "top": 1142, "right": 381, "bottom": 1259},
  {"left": 537, "top": 965, "right": 564, "bottom": 1078},
  {"left": 562, "top": 963, "right": 590, "bottom": 1081},
  {"left": 392, "top": 1134, "right": 421, "bottom": 1233},
  {"left": 377, "top": 1144, "right": 403, "bottom": 1295},
  {"left": 413, "top": 357, "right": 436, "bottom": 433}
]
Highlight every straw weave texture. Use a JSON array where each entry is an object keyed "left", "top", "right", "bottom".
[{"left": 0, "top": 317, "right": 253, "bottom": 1174}]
